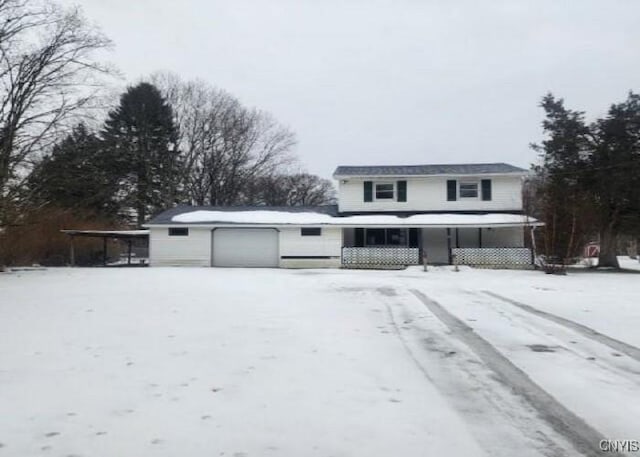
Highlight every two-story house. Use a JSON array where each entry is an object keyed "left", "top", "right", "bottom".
[{"left": 144, "top": 163, "right": 542, "bottom": 268}]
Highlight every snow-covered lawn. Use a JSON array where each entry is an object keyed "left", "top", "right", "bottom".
[{"left": 1, "top": 264, "right": 638, "bottom": 456}]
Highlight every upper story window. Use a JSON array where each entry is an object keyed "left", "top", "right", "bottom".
[
  {"left": 447, "top": 179, "right": 492, "bottom": 201},
  {"left": 168, "top": 227, "right": 189, "bottom": 236},
  {"left": 459, "top": 182, "right": 479, "bottom": 199},
  {"left": 364, "top": 180, "right": 407, "bottom": 202},
  {"left": 375, "top": 183, "right": 395, "bottom": 200}
]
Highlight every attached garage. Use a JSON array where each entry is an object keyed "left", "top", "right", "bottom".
[{"left": 212, "top": 228, "right": 279, "bottom": 267}]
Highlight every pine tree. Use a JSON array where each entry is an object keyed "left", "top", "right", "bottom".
[
  {"left": 102, "top": 83, "right": 180, "bottom": 225},
  {"left": 589, "top": 93, "right": 640, "bottom": 268},
  {"left": 533, "top": 92, "right": 640, "bottom": 269},
  {"left": 28, "top": 123, "right": 120, "bottom": 219}
]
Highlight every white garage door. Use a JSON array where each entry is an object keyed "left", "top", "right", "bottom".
[{"left": 212, "top": 228, "right": 279, "bottom": 267}]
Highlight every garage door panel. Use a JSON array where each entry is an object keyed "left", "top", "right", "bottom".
[{"left": 212, "top": 228, "right": 279, "bottom": 267}]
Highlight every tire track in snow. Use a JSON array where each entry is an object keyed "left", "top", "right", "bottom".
[
  {"left": 483, "top": 291, "right": 640, "bottom": 363},
  {"left": 381, "top": 289, "right": 577, "bottom": 457},
  {"left": 409, "top": 289, "right": 618, "bottom": 457}
]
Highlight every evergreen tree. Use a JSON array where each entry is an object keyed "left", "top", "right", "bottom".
[
  {"left": 531, "top": 94, "right": 593, "bottom": 263},
  {"left": 533, "top": 92, "right": 640, "bottom": 269},
  {"left": 28, "top": 123, "right": 120, "bottom": 219},
  {"left": 589, "top": 93, "right": 640, "bottom": 267},
  {"left": 102, "top": 83, "right": 180, "bottom": 225}
]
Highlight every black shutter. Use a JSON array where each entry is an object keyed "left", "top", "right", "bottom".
[
  {"left": 481, "top": 179, "right": 492, "bottom": 201},
  {"left": 408, "top": 228, "right": 419, "bottom": 247},
  {"left": 447, "top": 180, "right": 457, "bottom": 201},
  {"left": 364, "top": 181, "right": 373, "bottom": 202},
  {"left": 355, "top": 228, "right": 365, "bottom": 247},
  {"left": 397, "top": 180, "right": 407, "bottom": 202}
]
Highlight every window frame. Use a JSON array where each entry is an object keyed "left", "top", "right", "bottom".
[
  {"left": 300, "top": 227, "right": 322, "bottom": 236},
  {"left": 458, "top": 181, "right": 479, "bottom": 199},
  {"left": 168, "top": 227, "right": 189, "bottom": 236},
  {"left": 374, "top": 182, "right": 396, "bottom": 201}
]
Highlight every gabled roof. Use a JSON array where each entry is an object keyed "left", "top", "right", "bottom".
[
  {"left": 333, "top": 163, "right": 528, "bottom": 178},
  {"left": 145, "top": 205, "right": 339, "bottom": 225}
]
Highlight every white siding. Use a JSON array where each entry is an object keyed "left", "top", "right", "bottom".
[
  {"left": 149, "top": 227, "right": 211, "bottom": 266},
  {"left": 279, "top": 227, "right": 342, "bottom": 268},
  {"left": 337, "top": 176, "right": 523, "bottom": 213}
]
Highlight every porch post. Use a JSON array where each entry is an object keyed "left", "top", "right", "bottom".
[
  {"left": 446, "top": 228, "right": 452, "bottom": 264},
  {"left": 103, "top": 237, "right": 107, "bottom": 266},
  {"left": 478, "top": 228, "right": 482, "bottom": 248},
  {"left": 69, "top": 236, "right": 75, "bottom": 267},
  {"left": 127, "top": 239, "right": 132, "bottom": 265}
]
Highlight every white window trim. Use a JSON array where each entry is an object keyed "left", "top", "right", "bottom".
[
  {"left": 374, "top": 181, "right": 396, "bottom": 201},
  {"left": 458, "top": 180, "right": 480, "bottom": 199}
]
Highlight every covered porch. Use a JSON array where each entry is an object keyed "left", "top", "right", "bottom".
[{"left": 341, "top": 225, "right": 536, "bottom": 268}]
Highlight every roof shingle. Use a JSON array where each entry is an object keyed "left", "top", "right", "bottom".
[{"left": 333, "top": 163, "right": 528, "bottom": 177}]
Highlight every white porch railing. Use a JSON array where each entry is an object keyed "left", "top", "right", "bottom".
[
  {"left": 342, "top": 247, "right": 420, "bottom": 267},
  {"left": 451, "top": 247, "right": 533, "bottom": 267}
]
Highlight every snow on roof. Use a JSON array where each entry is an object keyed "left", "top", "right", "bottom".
[
  {"left": 333, "top": 163, "right": 528, "bottom": 177},
  {"left": 145, "top": 205, "right": 338, "bottom": 225},
  {"left": 170, "top": 210, "right": 541, "bottom": 227}
]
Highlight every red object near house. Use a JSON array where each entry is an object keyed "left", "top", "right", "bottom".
[{"left": 584, "top": 243, "right": 600, "bottom": 258}]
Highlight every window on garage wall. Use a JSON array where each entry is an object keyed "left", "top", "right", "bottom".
[
  {"left": 301, "top": 227, "right": 322, "bottom": 236},
  {"left": 168, "top": 227, "right": 189, "bottom": 236}
]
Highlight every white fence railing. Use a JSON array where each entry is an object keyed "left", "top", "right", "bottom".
[
  {"left": 451, "top": 247, "right": 532, "bottom": 267},
  {"left": 342, "top": 247, "right": 420, "bottom": 266}
]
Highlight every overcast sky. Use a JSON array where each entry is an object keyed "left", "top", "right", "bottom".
[{"left": 68, "top": 0, "right": 640, "bottom": 179}]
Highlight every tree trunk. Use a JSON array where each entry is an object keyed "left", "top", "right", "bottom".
[{"left": 598, "top": 225, "right": 620, "bottom": 268}]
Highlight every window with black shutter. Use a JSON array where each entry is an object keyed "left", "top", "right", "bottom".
[
  {"left": 447, "top": 180, "right": 457, "bottom": 201},
  {"left": 397, "top": 180, "right": 407, "bottom": 202},
  {"left": 481, "top": 179, "right": 492, "bottom": 201},
  {"left": 364, "top": 181, "right": 373, "bottom": 202}
]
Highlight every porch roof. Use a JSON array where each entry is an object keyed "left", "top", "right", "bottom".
[{"left": 147, "top": 210, "right": 543, "bottom": 228}]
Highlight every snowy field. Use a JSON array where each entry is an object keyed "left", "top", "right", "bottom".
[{"left": 1, "top": 262, "right": 639, "bottom": 457}]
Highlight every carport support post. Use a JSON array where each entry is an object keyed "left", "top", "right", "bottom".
[
  {"left": 102, "top": 237, "right": 107, "bottom": 266},
  {"left": 127, "top": 239, "right": 132, "bottom": 265},
  {"left": 69, "top": 236, "right": 75, "bottom": 267}
]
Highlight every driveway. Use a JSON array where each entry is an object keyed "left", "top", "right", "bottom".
[{"left": 1, "top": 267, "right": 638, "bottom": 456}]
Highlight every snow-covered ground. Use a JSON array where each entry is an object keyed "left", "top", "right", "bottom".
[{"left": 1, "top": 263, "right": 639, "bottom": 456}]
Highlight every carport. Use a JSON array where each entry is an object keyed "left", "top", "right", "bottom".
[{"left": 61, "top": 230, "right": 150, "bottom": 266}]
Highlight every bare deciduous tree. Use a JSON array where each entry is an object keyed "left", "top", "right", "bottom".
[
  {"left": 246, "top": 173, "right": 336, "bottom": 206},
  {"left": 151, "top": 73, "right": 296, "bottom": 206},
  {"left": 0, "top": 0, "right": 112, "bottom": 227}
]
